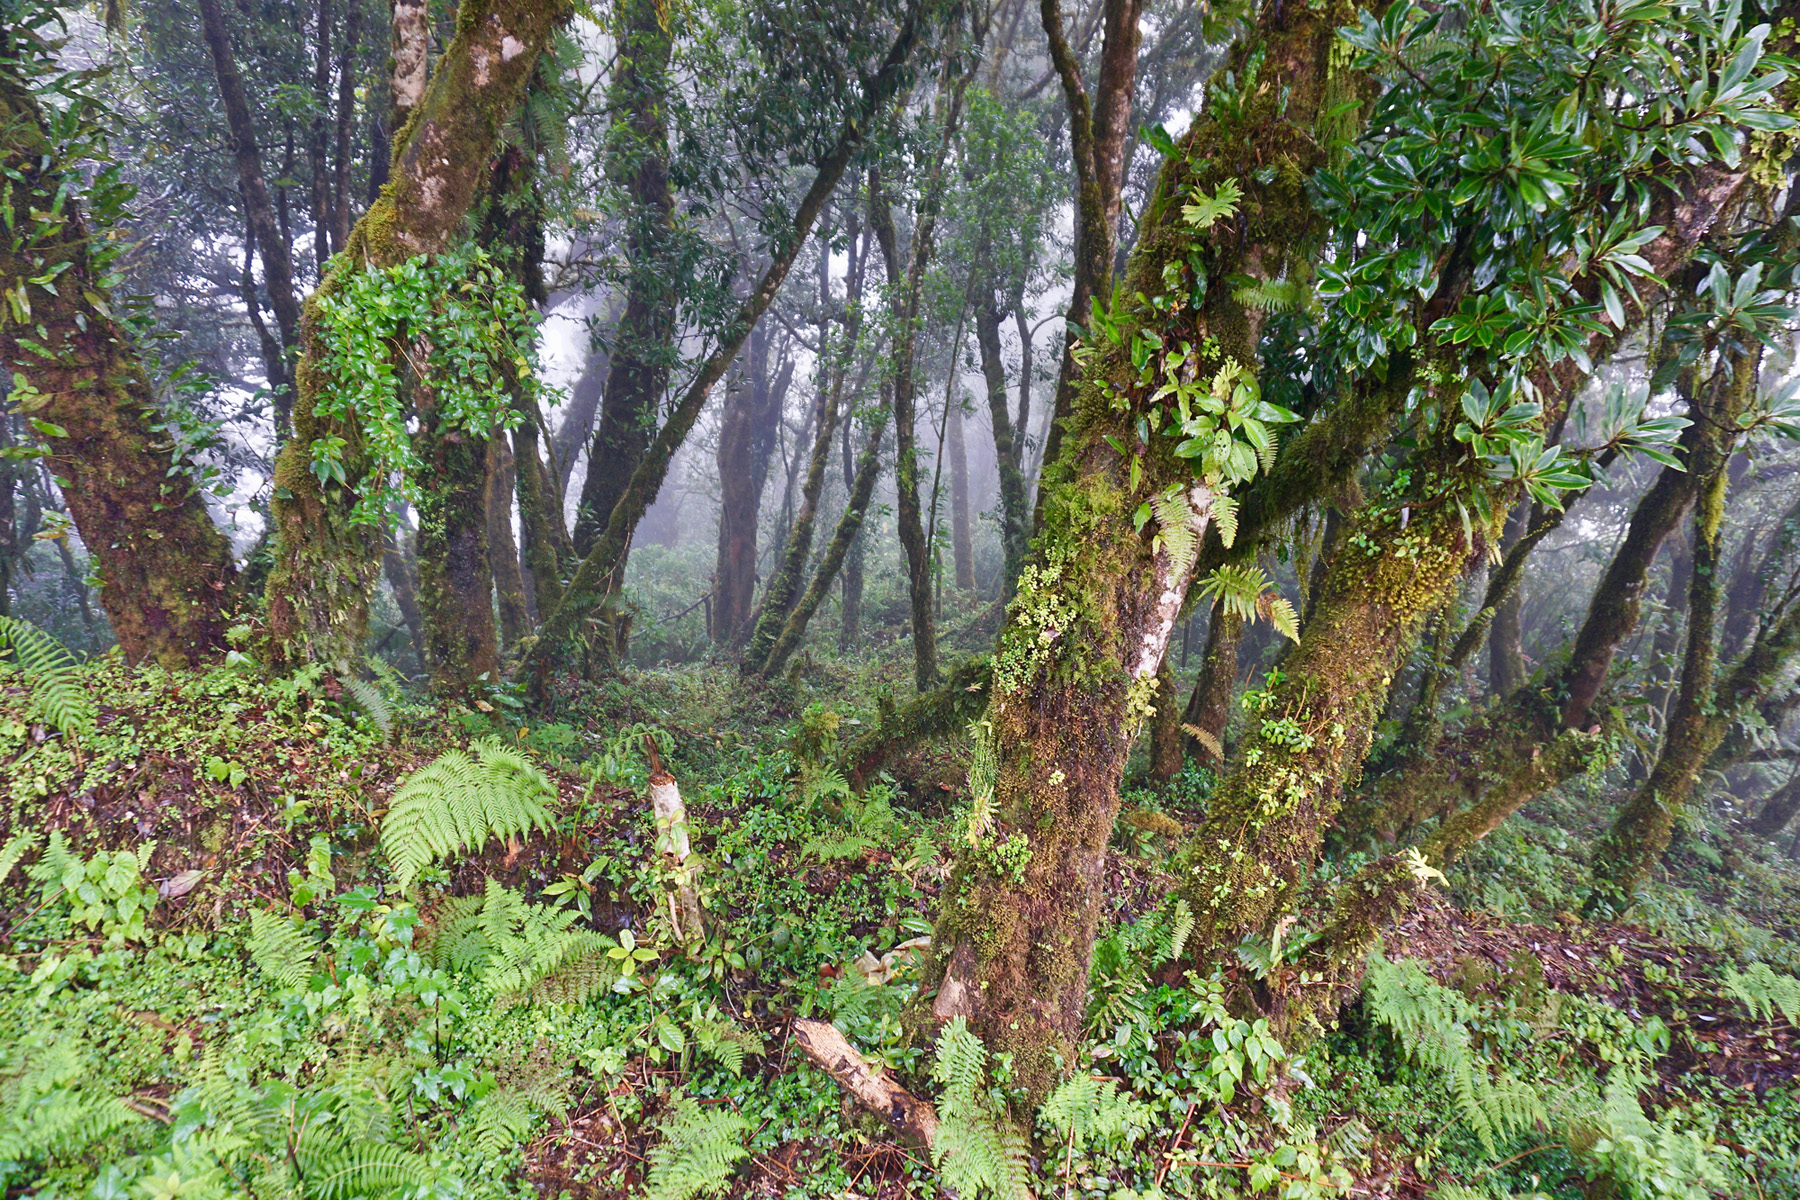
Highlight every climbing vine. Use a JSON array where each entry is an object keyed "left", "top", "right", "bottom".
[{"left": 310, "top": 245, "right": 548, "bottom": 525}]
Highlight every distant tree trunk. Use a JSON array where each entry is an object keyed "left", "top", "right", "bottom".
[
  {"left": 1148, "top": 658, "right": 1183, "bottom": 785},
  {"left": 1182, "top": 607, "right": 1241, "bottom": 769},
  {"left": 332, "top": 0, "right": 362, "bottom": 250},
  {"left": 555, "top": 346, "right": 608, "bottom": 493},
  {"left": 713, "top": 326, "right": 791, "bottom": 644},
  {"left": 1748, "top": 774, "right": 1800, "bottom": 837},
  {"left": 310, "top": 0, "right": 334, "bottom": 267},
  {"left": 976, "top": 295, "right": 1028, "bottom": 595},
  {"left": 382, "top": 520, "right": 425, "bottom": 661},
  {"left": 840, "top": 419, "right": 867, "bottom": 652},
  {"left": 572, "top": 0, "right": 676, "bottom": 562},
  {"left": 390, "top": 0, "right": 429, "bottom": 124},
  {"left": 489, "top": 437, "right": 529, "bottom": 649},
  {"left": 1488, "top": 502, "right": 1530, "bottom": 696},
  {"left": 263, "top": 0, "right": 567, "bottom": 670},
  {"left": 514, "top": 410, "right": 569, "bottom": 616},
  {"left": 196, "top": 0, "right": 302, "bottom": 422},
  {"left": 0, "top": 71, "right": 240, "bottom": 667},
  {"left": 947, "top": 393, "right": 974, "bottom": 592}
]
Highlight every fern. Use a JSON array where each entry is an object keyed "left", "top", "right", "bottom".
[
  {"left": 1722, "top": 961, "right": 1800, "bottom": 1026},
  {"left": 420, "top": 879, "right": 618, "bottom": 1005},
  {"left": 1231, "top": 276, "right": 1309, "bottom": 315},
  {"left": 1037, "top": 1072, "right": 1146, "bottom": 1147},
  {"left": 690, "top": 1010, "right": 763, "bottom": 1077},
  {"left": 0, "top": 1032, "right": 136, "bottom": 1171},
  {"left": 1182, "top": 178, "right": 1242, "bottom": 229},
  {"left": 0, "top": 616, "right": 93, "bottom": 738},
  {"left": 382, "top": 737, "right": 557, "bottom": 889},
  {"left": 469, "top": 1086, "right": 536, "bottom": 1157},
  {"left": 247, "top": 908, "right": 320, "bottom": 990},
  {"left": 1362, "top": 953, "right": 1545, "bottom": 1155},
  {"left": 340, "top": 673, "right": 394, "bottom": 740},
  {"left": 801, "top": 788, "right": 899, "bottom": 862},
  {"left": 1195, "top": 563, "right": 1298, "bottom": 641},
  {"left": 642, "top": 1096, "right": 750, "bottom": 1200},
  {"left": 0, "top": 828, "right": 39, "bottom": 887},
  {"left": 931, "top": 1019, "right": 1033, "bottom": 1200}
]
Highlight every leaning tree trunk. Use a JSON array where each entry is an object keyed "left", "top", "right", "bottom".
[
  {"left": 0, "top": 68, "right": 240, "bottom": 667},
  {"left": 571, "top": 0, "right": 677, "bottom": 565},
  {"left": 263, "top": 0, "right": 568, "bottom": 670},
  {"left": 1488, "top": 503, "right": 1530, "bottom": 697}
]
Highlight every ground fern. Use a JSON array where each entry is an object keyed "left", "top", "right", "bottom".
[
  {"left": 642, "top": 1095, "right": 750, "bottom": 1200},
  {"left": 1722, "top": 961, "right": 1800, "bottom": 1025},
  {"left": 381, "top": 737, "right": 556, "bottom": 889},
  {"left": 0, "top": 616, "right": 93, "bottom": 737},
  {"left": 930, "top": 1018, "right": 1033, "bottom": 1200},
  {"left": 247, "top": 908, "right": 320, "bottom": 990}
]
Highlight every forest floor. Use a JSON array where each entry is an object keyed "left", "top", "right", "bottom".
[{"left": 1, "top": 652, "right": 1797, "bottom": 1200}]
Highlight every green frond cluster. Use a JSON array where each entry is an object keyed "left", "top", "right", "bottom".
[
  {"left": 1151, "top": 486, "right": 1203, "bottom": 577},
  {"left": 1195, "top": 562, "right": 1299, "bottom": 641},
  {"left": 0, "top": 616, "right": 93, "bottom": 738},
  {"left": 0, "top": 1033, "right": 136, "bottom": 1179},
  {"left": 1363, "top": 953, "right": 1545, "bottom": 1155},
  {"left": 641, "top": 1095, "right": 750, "bottom": 1200},
  {"left": 247, "top": 908, "right": 320, "bottom": 990},
  {"left": 801, "top": 787, "right": 899, "bottom": 862},
  {"left": 340, "top": 673, "right": 394, "bottom": 741},
  {"left": 0, "top": 828, "right": 39, "bottom": 888},
  {"left": 1721, "top": 961, "right": 1800, "bottom": 1025},
  {"left": 930, "top": 1019, "right": 1032, "bottom": 1200},
  {"left": 421, "top": 879, "right": 618, "bottom": 1005},
  {"left": 1036, "top": 1071, "right": 1147, "bottom": 1148},
  {"left": 381, "top": 737, "right": 557, "bottom": 889},
  {"left": 1231, "top": 276, "right": 1310, "bottom": 315},
  {"left": 690, "top": 1010, "right": 763, "bottom": 1077}
]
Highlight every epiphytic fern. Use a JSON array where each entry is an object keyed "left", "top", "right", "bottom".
[
  {"left": 381, "top": 738, "right": 556, "bottom": 889},
  {"left": 642, "top": 1095, "right": 750, "bottom": 1200},
  {"left": 1195, "top": 562, "right": 1299, "bottom": 641},
  {"left": 930, "top": 1019, "right": 1033, "bottom": 1200},
  {"left": 1150, "top": 486, "right": 1205, "bottom": 577},
  {"left": 0, "top": 1032, "right": 136, "bottom": 1176},
  {"left": 1722, "top": 961, "right": 1800, "bottom": 1026},
  {"left": 247, "top": 908, "right": 320, "bottom": 990},
  {"left": 0, "top": 616, "right": 93, "bottom": 738},
  {"left": 1362, "top": 953, "right": 1546, "bottom": 1155}
]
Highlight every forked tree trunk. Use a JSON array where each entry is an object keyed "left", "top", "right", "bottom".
[
  {"left": 263, "top": 0, "right": 568, "bottom": 670},
  {"left": 0, "top": 69, "right": 240, "bottom": 666},
  {"left": 976, "top": 294, "right": 1028, "bottom": 595}
]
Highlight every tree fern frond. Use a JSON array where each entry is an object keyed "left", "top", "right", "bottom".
[{"left": 340, "top": 674, "right": 393, "bottom": 741}]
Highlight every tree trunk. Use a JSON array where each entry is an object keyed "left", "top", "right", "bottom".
[
  {"left": 333, "top": 0, "right": 362, "bottom": 251},
  {"left": 1035, "top": 0, "right": 1141, "bottom": 483},
  {"left": 488, "top": 436, "right": 529, "bottom": 649},
  {"left": 390, "top": 0, "right": 429, "bottom": 126},
  {"left": 977, "top": 295, "right": 1028, "bottom": 596},
  {"left": 1182, "top": 606, "right": 1241, "bottom": 769},
  {"left": 1148, "top": 658, "right": 1184, "bottom": 785},
  {"left": 263, "top": 0, "right": 568, "bottom": 670},
  {"left": 196, "top": 0, "right": 302, "bottom": 420},
  {"left": 572, "top": 0, "right": 677, "bottom": 562},
  {"left": 415, "top": 394, "right": 499, "bottom": 694},
  {"left": 1748, "top": 774, "right": 1800, "bottom": 837},
  {"left": 840, "top": 417, "right": 867, "bottom": 653},
  {"left": 1488, "top": 502, "right": 1530, "bottom": 697},
  {"left": 712, "top": 327, "right": 791, "bottom": 645},
  {"left": 947, "top": 391, "right": 974, "bottom": 593},
  {"left": 311, "top": 0, "right": 335, "bottom": 268},
  {"left": 0, "top": 72, "right": 240, "bottom": 667},
  {"left": 382, "top": 521, "right": 425, "bottom": 662},
  {"left": 514, "top": 412, "right": 569, "bottom": 617}
]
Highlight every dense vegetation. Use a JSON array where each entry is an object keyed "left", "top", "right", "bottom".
[{"left": 2, "top": 0, "right": 1800, "bottom": 1196}]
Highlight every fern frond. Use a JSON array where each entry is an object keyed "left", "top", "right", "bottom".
[
  {"left": 1038, "top": 1073, "right": 1145, "bottom": 1146},
  {"left": 470, "top": 1086, "right": 536, "bottom": 1157},
  {"left": 296, "top": 1139, "right": 431, "bottom": 1200},
  {"left": 248, "top": 908, "right": 319, "bottom": 991},
  {"left": 642, "top": 1096, "right": 750, "bottom": 1200},
  {"left": 340, "top": 674, "right": 394, "bottom": 741},
  {"left": 0, "top": 1033, "right": 136, "bottom": 1166},
  {"left": 1196, "top": 563, "right": 1298, "bottom": 641},
  {"left": 1722, "top": 962, "right": 1800, "bottom": 1026},
  {"left": 931, "top": 1019, "right": 1033, "bottom": 1200},
  {"left": 1212, "top": 494, "right": 1239, "bottom": 549},
  {"left": 0, "top": 828, "right": 39, "bottom": 887},
  {"left": 0, "top": 617, "right": 93, "bottom": 738},
  {"left": 382, "top": 738, "right": 556, "bottom": 889},
  {"left": 1181, "top": 723, "right": 1224, "bottom": 761},
  {"left": 1150, "top": 486, "right": 1202, "bottom": 577}
]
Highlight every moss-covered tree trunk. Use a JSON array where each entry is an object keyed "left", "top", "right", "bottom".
[
  {"left": 1488, "top": 503, "right": 1530, "bottom": 696},
  {"left": 1182, "top": 606, "right": 1241, "bottom": 770},
  {"left": 919, "top": 4, "right": 1346, "bottom": 1099},
  {"left": 487, "top": 437, "right": 530, "bottom": 649},
  {"left": 263, "top": 0, "right": 568, "bottom": 670},
  {"left": 0, "top": 70, "right": 240, "bottom": 667},
  {"left": 572, "top": 0, "right": 675, "bottom": 563},
  {"left": 1748, "top": 775, "right": 1800, "bottom": 838},
  {"left": 414, "top": 400, "right": 500, "bottom": 692}
]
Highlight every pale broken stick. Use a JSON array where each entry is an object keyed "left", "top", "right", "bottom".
[
  {"left": 644, "top": 734, "right": 706, "bottom": 944},
  {"left": 790, "top": 1018, "right": 940, "bottom": 1148}
]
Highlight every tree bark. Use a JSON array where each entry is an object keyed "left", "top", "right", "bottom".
[
  {"left": 712, "top": 326, "right": 791, "bottom": 644},
  {"left": 572, "top": 0, "right": 677, "bottom": 562},
  {"left": 333, "top": 0, "right": 363, "bottom": 251},
  {"left": 263, "top": 0, "right": 569, "bottom": 670},
  {"left": 196, "top": 0, "right": 302, "bottom": 422},
  {"left": 1747, "top": 774, "right": 1800, "bottom": 837},
  {"left": 1488, "top": 502, "right": 1530, "bottom": 697},
  {"left": 310, "top": 0, "right": 335, "bottom": 268},
  {"left": 1183, "top": 607, "right": 1242, "bottom": 769},
  {"left": 381, "top": 520, "right": 425, "bottom": 662},
  {"left": 488, "top": 436, "right": 530, "bottom": 649},
  {"left": 947, "top": 390, "right": 974, "bottom": 593},
  {"left": 0, "top": 72, "right": 240, "bottom": 667}
]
